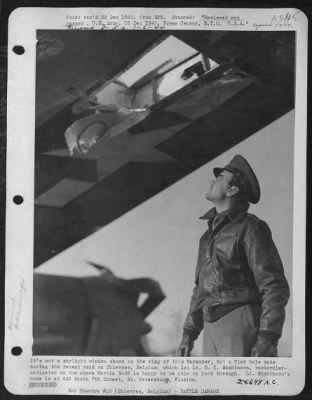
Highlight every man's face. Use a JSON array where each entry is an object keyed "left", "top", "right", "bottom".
[{"left": 205, "top": 170, "right": 234, "bottom": 202}]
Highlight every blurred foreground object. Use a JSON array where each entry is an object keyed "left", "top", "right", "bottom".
[{"left": 33, "top": 263, "right": 165, "bottom": 356}]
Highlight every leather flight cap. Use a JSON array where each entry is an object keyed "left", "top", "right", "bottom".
[{"left": 213, "top": 155, "right": 261, "bottom": 204}]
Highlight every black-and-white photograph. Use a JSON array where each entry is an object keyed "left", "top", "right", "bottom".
[{"left": 32, "top": 29, "right": 295, "bottom": 358}]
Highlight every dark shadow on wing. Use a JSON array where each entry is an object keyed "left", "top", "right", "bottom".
[{"left": 129, "top": 109, "right": 191, "bottom": 134}]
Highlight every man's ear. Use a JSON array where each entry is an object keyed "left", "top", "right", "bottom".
[{"left": 227, "top": 186, "right": 239, "bottom": 198}]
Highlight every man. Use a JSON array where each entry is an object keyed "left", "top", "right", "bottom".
[{"left": 178, "top": 155, "right": 290, "bottom": 357}]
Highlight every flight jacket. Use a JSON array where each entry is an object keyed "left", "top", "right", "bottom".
[{"left": 183, "top": 202, "right": 290, "bottom": 344}]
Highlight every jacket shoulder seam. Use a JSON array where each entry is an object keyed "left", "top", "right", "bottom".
[
  {"left": 245, "top": 215, "right": 272, "bottom": 241},
  {"left": 245, "top": 213, "right": 267, "bottom": 226}
]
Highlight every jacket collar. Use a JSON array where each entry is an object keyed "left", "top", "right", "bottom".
[{"left": 199, "top": 201, "right": 250, "bottom": 224}]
